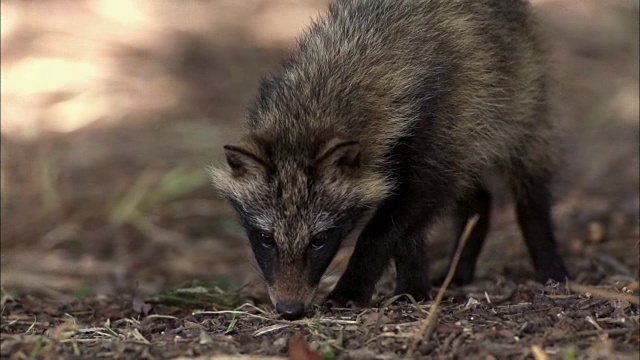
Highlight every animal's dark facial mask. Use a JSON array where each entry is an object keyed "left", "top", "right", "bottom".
[{"left": 210, "top": 138, "right": 387, "bottom": 318}]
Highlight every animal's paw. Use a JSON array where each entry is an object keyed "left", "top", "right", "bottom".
[
  {"left": 324, "top": 290, "right": 370, "bottom": 311},
  {"left": 535, "top": 260, "right": 570, "bottom": 284},
  {"left": 392, "top": 288, "right": 433, "bottom": 303},
  {"left": 431, "top": 271, "right": 473, "bottom": 288}
]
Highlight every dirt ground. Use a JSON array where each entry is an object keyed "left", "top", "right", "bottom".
[{"left": 1, "top": 0, "right": 638, "bottom": 359}]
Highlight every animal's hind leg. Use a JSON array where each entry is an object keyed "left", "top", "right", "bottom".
[
  {"left": 434, "top": 185, "right": 492, "bottom": 286},
  {"left": 512, "top": 173, "right": 569, "bottom": 283}
]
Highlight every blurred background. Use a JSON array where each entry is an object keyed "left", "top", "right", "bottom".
[{"left": 1, "top": 0, "right": 638, "bottom": 302}]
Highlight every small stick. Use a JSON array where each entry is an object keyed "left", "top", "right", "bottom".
[
  {"left": 568, "top": 282, "right": 639, "bottom": 305},
  {"left": 530, "top": 345, "right": 549, "bottom": 360},
  {"left": 407, "top": 214, "right": 480, "bottom": 356}
]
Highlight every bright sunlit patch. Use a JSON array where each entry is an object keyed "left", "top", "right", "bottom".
[
  {"left": 2, "top": 58, "right": 103, "bottom": 96},
  {"left": 93, "top": 0, "right": 150, "bottom": 26},
  {"left": 0, "top": 2, "right": 20, "bottom": 38}
]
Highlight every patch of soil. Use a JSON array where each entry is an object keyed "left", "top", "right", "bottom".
[{"left": 1, "top": 277, "right": 638, "bottom": 359}]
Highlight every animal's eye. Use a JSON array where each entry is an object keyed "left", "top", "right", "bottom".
[
  {"left": 259, "top": 231, "right": 275, "bottom": 248},
  {"left": 310, "top": 235, "right": 327, "bottom": 249}
]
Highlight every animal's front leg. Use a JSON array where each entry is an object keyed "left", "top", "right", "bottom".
[
  {"left": 326, "top": 190, "right": 438, "bottom": 307},
  {"left": 393, "top": 228, "right": 432, "bottom": 301},
  {"left": 325, "top": 209, "right": 396, "bottom": 308}
]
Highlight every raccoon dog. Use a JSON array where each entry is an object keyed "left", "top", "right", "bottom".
[{"left": 210, "top": 0, "right": 570, "bottom": 320}]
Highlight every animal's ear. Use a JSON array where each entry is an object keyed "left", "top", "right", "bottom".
[
  {"left": 223, "top": 144, "right": 269, "bottom": 178},
  {"left": 315, "top": 138, "right": 361, "bottom": 174}
]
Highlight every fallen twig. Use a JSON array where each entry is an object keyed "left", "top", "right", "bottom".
[
  {"left": 194, "top": 310, "right": 358, "bottom": 327},
  {"left": 544, "top": 327, "right": 635, "bottom": 343},
  {"left": 568, "top": 282, "right": 639, "bottom": 305},
  {"left": 407, "top": 214, "right": 480, "bottom": 356},
  {"left": 172, "top": 357, "right": 286, "bottom": 360},
  {"left": 531, "top": 345, "right": 549, "bottom": 360}
]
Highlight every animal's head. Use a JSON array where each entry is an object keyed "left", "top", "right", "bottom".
[{"left": 209, "top": 135, "right": 390, "bottom": 319}]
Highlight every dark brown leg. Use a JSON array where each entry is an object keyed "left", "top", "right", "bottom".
[
  {"left": 393, "top": 228, "right": 431, "bottom": 300},
  {"left": 447, "top": 185, "right": 493, "bottom": 285},
  {"left": 515, "top": 180, "right": 569, "bottom": 283},
  {"left": 326, "top": 182, "right": 440, "bottom": 307}
]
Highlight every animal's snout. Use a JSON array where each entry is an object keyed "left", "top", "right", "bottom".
[{"left": 275, "top": 301, "right": 305, "bottom": 320}]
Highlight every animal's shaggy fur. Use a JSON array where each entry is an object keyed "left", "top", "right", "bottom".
[{"left": 209, "top": 0, "right": 569, "bottom": 320}]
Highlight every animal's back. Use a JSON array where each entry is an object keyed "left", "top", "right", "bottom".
[{"left": 248, "top": 0, "right": 553, "bottom": 193}]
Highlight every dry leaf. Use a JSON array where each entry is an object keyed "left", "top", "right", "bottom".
[{"left": 288, "top": 333, "right": 322, "bottom": 360}]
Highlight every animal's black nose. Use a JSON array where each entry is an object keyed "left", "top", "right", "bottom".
[{"left": 276, "top": 302, "right": 305, "bottom": 320}]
